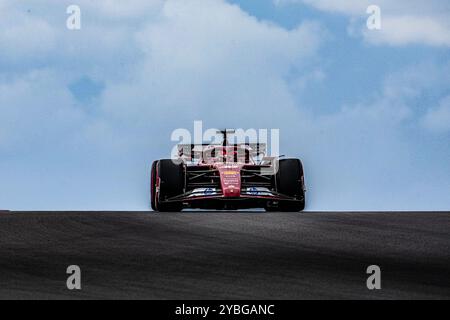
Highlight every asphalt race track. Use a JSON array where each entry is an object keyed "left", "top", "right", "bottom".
[{"left": 0, "top": 211, "right": 449, "bottom": 299}]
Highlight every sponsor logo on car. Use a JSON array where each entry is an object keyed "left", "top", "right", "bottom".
[
  {"left": 248, "top": 187, "right": 259, "bottom": 195},
  {"left": 223, "top": 171, "right": 238, "bottom": 175}
]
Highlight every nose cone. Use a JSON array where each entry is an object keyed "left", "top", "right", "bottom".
[{"left": 218, "top": 167, "right": 241, "bottom": 197}]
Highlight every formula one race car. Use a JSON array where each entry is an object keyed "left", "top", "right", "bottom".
[{"left": 151, "top": 130, "right": 306, "bottom": 212}]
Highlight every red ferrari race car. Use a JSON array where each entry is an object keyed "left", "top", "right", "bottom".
[{"left": 151, "top": 130, "right": 306, "bottom": 212}]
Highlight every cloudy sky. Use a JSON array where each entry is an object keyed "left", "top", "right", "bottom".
[{"left": 0, "top": 0, "right": 449, "bottom": 210}]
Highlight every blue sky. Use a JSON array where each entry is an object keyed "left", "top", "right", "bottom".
[{"left": 0, "top": 0, "right": 449, "bottom": 210}]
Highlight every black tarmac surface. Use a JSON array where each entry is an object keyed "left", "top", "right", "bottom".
[{"left": 0, "top": 211, "right": 449, "bottom": 299}]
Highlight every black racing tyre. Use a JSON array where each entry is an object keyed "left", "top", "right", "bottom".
[
  {"left": 150, "top": 161, "right": 158, "bottom": 211},
  {"left": 276, "top": 158, "right": 305, "bottom": 212},
  {"left": 156, "top": 159, "right": 184, "bottom": 212}
]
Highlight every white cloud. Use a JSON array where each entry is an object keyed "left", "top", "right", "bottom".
[
  {"left": 85, "top": 0, "right": 164, "bottom": 19},
  {"left": 360, "top": 14, "right": 450, "bottom": 46},
  {"left": 275, "top": 0, "right": 450, "bottom": 46},
  {"left": 422, "top": 96, "right": 450, "bottom": 133},
  {"left": 0, "top": 12, "right": 57, "bottom": 62},
  {"left": 0, "top": 70, "right": 84, "bottom": 151},
  {"left": 99, "top": 0, "right": 325, "bottom": 131}
]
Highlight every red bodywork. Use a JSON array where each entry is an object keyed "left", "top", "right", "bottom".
[{"left": 216, "top": 163, "right": 241, "bottom": 197}]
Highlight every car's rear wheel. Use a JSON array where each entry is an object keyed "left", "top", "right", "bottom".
[
  {"left": 155, "top": 159, "right": 184, "bottom": 212},
  {"left": 274, "top": 158, "right": 305, "bottom": 212}
]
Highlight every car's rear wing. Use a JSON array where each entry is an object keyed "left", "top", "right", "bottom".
[{"left": 177, "top": 143, "right": 267, "bottom": 160}]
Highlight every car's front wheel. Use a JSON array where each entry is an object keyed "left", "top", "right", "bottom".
[
  {"left": 150, "top": 161, "right": 158, "bottom": 211},
  {"left": 275, "top": 158, "right": 305, "bottom": 212},
  {"left": 153, "top": 159, "right": 184, "bottom": 212}
]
